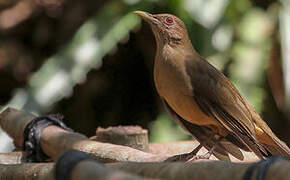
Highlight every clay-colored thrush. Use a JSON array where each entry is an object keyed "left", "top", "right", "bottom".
[{"left": 134, "top": 11, "right": 290, "bottom": 160}]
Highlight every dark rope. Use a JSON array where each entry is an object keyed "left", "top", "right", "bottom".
[
  {"left": 54, "top": 150, "right": 101, "bottom": 180},
  {"left": 243, "top": 156, "right": 289, "bottom": 180},
  {"left": 23, "top": 114, "right": 73, "bottom": 162}
]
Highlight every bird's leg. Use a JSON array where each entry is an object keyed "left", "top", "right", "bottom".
[
  {"left": 164, "top": 143, "right": 203, "bottom": 162},
  {"left": 186, "top": 135, "right": 222, "bottom": 162},
  {"left": 186, "top": 145, "right": 216, "bottom": 162}
]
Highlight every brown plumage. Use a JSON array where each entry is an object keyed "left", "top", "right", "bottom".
[{"left": 134, "top": 11, "right": 290, "bottom": 160}]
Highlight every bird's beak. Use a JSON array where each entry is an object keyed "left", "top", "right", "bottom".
[{"left": 134, "top": 11, "right": 159, "bottom": 24}]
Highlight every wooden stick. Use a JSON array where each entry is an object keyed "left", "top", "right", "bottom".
[
  {"left": 148, "top": 141, "right": 258, "bottom": 162},
  {"left": 0, "top": 161, "right": 152, "bottom": 180},
  {"left": 0, "top": 108, "right": 35, "bottom": 148},
  {"left": 0, "top": 108, "right": 258, "bottom": 163},
  {"left": 91, "top": 126, "right": 149, "bottom": 152},
  {"left": 0, "top": 141, "right": 257, "bottom": 165},
  {"left": 1, "top": 158, "right": 289, "bottom": 180},
  {"left": 0, "top": 163, "right": 53, "bottom": 180},
  {"left": 0, "top": 151, "right": 25, "bottom": 164},
  {"left": 69, "top": 160, "right": 154, "bottom": 180},
  {"left": 0, "top": 108, "right": 167, "bottom": 162},
  {"left": 108, "top": 160, "right": 290, "bottom": 180},
  {"left": 41, "top": 125, "right": 167, "bottom": 162}
]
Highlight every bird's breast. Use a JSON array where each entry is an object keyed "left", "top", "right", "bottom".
[{"left": 154, "top": 54, "right": 218, "bottom": 127}]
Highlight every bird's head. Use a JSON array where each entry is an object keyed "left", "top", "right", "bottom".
[{"left": 134, "top": 11, "right": 190, "bottom": 47}]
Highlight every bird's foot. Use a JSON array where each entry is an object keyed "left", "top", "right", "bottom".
[
  {"left": 164, "top": 144, "right": 203, "bottom": 162},
  {"left": 164, "top": 152, "right": 194, "bottom": 162},
  {"left": 186, "top": 146, "right": 215, "bottom": 163},
  {"left": 186, "top": 153, "right": 212, "bottom": 163}
]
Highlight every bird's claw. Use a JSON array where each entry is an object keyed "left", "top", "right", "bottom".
[
  {"left": 186, "top": 153, "right": 212, "bottom": 163},
  {"left": 164, "top": 153, "right": 193, "bottom": 162}
]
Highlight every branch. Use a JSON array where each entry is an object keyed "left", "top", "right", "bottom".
[
  {"left": 0, "top": 156, "right": 289, "bottom": 180},
  {"left": 0, "top": 108, "right": 258, "bottom": 163},
  {"left": 0, "top": 160, "right": 151, "bottom": 180},
  {"left": 108, "top": 159, "right": 290, "bottom": 180},
  {"left": 0, "top": 163, "right": 53, "bottom": 180},
  {"left": 91, "top": 126, "right": 149, "bottom": 151},
  {"left": 0, "top": 108, "right": 168, "bottom": 162},
  {"left": 0, "top": 151, "right": 25, "bottom": 164}
]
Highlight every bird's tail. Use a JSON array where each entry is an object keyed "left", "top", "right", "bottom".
[
  {"left": 254, "top": 119, "right": 290, "bottom": 157},
  {"left": 260, "top": 132, "right": 290, "bottom": 157}
]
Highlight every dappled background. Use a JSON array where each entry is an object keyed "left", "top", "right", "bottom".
[{"left": 0, "top": 0, "right": 290, "bottom": 152}]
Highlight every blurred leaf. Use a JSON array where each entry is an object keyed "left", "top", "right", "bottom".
[
  {"left": 150, "top": 112, "right": 190, "bottom": 142},
  {"left": 280, "top": 0, "right": 290, "bottom": 112},
  {"left": 184, "top": 0, "right": 229, "bottom": 28},
  {"left": 5, "top": 1, "right": 153, "bottom": 114},
  {"left": 225, "top": 0, "right": 252, "bottom": 25},
  {"left": 238, "top": 9, "right": 274, "bottom": 44},
  {"left": 229, "top": 7, "right": 276, "bottom": 112}
]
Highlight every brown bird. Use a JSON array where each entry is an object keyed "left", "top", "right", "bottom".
[{"left": 134, "top": 11, "right": 290, "bottom": 161}]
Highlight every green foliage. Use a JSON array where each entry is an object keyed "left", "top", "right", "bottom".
[{"left": 150, "top": 112, "right": 190, "bottom": 142}]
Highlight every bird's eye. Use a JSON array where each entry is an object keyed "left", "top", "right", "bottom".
[{"left": 165, "top": 17, "right": 174, "bottom": 24}]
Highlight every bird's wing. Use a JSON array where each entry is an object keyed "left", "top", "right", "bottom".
[
  {"left": 163, "top": 99, "right": 233, "bottom": 160},
  {"left": 184, "top": 55, "right": 267, "bottom": 158}
]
